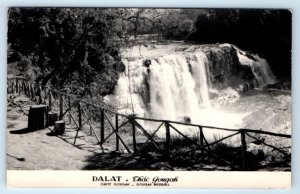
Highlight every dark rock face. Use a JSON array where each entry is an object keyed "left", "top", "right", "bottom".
[
  {"left": 113, "top": 61, "right": 126, "bottom": 72},
  {"left": 200, "top": 44, "right": 254, "bottom": 90}
]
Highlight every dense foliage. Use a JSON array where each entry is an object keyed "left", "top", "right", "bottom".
[
  {"left": 188, "top": 9, "right": 292, "bottom": 79},
  {"left": 8, "top": 8, "right": 127, "bottom": 96}
]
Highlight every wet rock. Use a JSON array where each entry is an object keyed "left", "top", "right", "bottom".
[
  {"left": 150, "top": 162, "right": 173, "bottom": 170},
  {"left": 212, "top": 87, "right": 240, "bottom": 107},
  {"left": 183, "top": 116, "right": 191, "bottom": 123},
  {"left": 123, "top": 149, "right": 131, "bottom": 154},
  {"left": 113, "top": 61, "right": 126, "bottom": 72},
  {"left": 264, "top": 82, "right": 283, "bottom": 90},
  {"left": 177, "top": 116, "right": 192, "bottom": 124},
  {"left": 146, "top": 152, "right": 160, "bottom": 160},
  {"left": 143, "top": 59, "right": 151, "bottom": 67},
  {"left": 247, "top": 143, "right": 265, "bottom": 159}
]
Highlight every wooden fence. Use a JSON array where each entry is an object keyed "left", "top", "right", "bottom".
[{"left": 7, "top": 77, "right": 292, "bottom": 170}]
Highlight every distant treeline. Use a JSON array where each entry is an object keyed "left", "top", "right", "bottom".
[{"left": 187, "top": 9, "right": 292, "bottom": 80}]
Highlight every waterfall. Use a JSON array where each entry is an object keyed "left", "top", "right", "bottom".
[
  {"left": 147, "top": 53, "right": 210, "bottom": 120},
  {"left": 189, "top": 52, "right": 210, "bottom": 107},
  {"left": 105, "top": 44, "right": 277, "bottom": 125},
  {"left": 236, "top": 47, "right": 277, "bottom": 88}
]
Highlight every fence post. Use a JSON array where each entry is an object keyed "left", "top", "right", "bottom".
[
  {"left": 68, "top": 96, "right": 71, "bottom": 124},
  {"left": 15, "top": 78, "right": 19, "bottom": 94},
  {"left": 115, "top": 114, "right": 119, "bottom": 151},
  {"left": 73, "top": 102, "right": 82, "bottom": 145},
  {"left": 7, "top": 80, "right": 9, "bottom": 93},
  {"left": 100, "top": 109, "right": 105, "bottom": 143},
  {"left": 199, "top": 126, "right": 204, "bottom": 154},
  {"left": 240, "top": 129, "right": 247, "bottom": 170},
  {"left": 22, "top": 80, "right": 26, "bottom": 95},
  {"left": 23, "top": 81, "right": 27, "bottom": 96},
  {"left": 26, "top": 83, "right": 30, "bottom": 98},
  {"left": 33, "top": 85, "right": 37, "bottom": 102},
  {"left": 11, "top": 79, "right": 15, "bottom": 94},
  {"left": 20, "top": 80, "right": 24, "bottom": 95},
  {"left": 7, "top": 80, "right": 9, "bottom": 94},
  {"left": 48, "top": 90, "right": 52, "bottom": 111},
  {"left": 131, "top": 118, "right": 137, "bottom": 153},
  {"left": 39, "top": 86, "right": 43, "bottom": 104},
  {"left": 165, "top": 121, "right": 171, "bottom": 159},
  {"left": 27, "top": 82, "right": 30, "bottom": 97},
  {"left": 44, "top": 86, "right": 47, "bottom": 102},
  {"left": 10, "top": 80, "right": 13, "bottom": 93},
  {"left": 59, "top": 93, "right": 63, "bottom": 120},
  {"left": 30, "top": 84, "right": 34, "bottom": 99}
]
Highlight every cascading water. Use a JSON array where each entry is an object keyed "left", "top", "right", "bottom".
[
  {"left": 105, "top": 43, "right": 278, "bottom": 131},
  {"left": 235, "top": 46, "right": 277, "bottom": 88},
  {"left": 189, "top": 52, "right": 210, "bottom": 107},
  {"left": 147, "top": 53, "right": 211, "bottom": 121},
  {"left": 107, "top": 52, "right": 212, "bottom": 122}
]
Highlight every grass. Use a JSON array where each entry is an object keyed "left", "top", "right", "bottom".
[{"left": 135, "top": 131, "right": 292, "bottom": 171}]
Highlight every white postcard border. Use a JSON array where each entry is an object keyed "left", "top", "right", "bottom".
[{"left": 7, "top": 170, "right": 291, "bottom": 188}]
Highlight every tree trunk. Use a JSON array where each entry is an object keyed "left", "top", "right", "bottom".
[{"left": 28, "top": 105, "right": 48, "bottom": 131}]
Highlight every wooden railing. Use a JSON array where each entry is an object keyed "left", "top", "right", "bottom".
[{"left": 7, "top": 77, "right": 292, "bottom": 170}]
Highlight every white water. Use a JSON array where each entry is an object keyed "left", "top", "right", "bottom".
[
  {"left": 236, "top": 47, "right": 277, "bottom": 88},
  {"left": 189, "top": 53, "right": 210, "bottom": 107},
  {"left": 147, "top": 53, "right": 210, "bottom": 120},
  {"left": 105, "top": 44, "right": 277, "bottom": 134}
]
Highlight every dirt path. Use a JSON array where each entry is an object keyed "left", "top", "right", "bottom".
[{"left": 7, "top": 95, "right": 94, "bottom": 170}]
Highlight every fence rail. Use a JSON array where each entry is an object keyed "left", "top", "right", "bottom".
[{"left": 7, "top": 77, "right": 292, "bottom": 170}]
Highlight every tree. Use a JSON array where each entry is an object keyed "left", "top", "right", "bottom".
[
  {"left": 8, "top": 8, "right": 125, "bottom": 96},
  {"left": 189, "top": 9, "right": 291, "bottom": 79}
]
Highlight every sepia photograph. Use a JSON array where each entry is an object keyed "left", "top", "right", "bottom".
[{"left": 6, "top": 7, "right": 292, "bottom": 187}]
